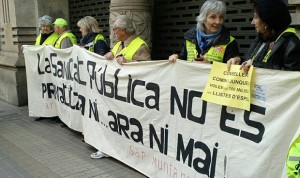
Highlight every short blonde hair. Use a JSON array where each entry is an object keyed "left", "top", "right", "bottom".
[{"left": 77, "top": 16, "right": 101, "bottom": 33}]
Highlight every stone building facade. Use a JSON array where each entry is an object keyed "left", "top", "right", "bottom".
[{"left": 0, "top": 0, "right": 299, "bottom": 106}]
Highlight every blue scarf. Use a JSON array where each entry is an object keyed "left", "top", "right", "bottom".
[{"left": 196, "top": 28, "right": 221, "bottom": 53}]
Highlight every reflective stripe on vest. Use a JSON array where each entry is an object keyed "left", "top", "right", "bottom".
[
  {"left": 186, "top": 36, "right": 235, "bottom": 62},
  {"left": 54, "top": 32, "right": 77, "bottom": 49},
  {"left": 286, "top": 134, "right": 300, "bottom": 178},
  {"left": 111, "top": 37, "right": 146, "bottom": 61},
  {"left": 262, "top": 27, "right": 297, "bottom": 62},
  {"left": 89, "top": 34, "right": 105, "bottom": 52},
  {"left": 35, "top": 33, "right": 58, "bottom": 46}
]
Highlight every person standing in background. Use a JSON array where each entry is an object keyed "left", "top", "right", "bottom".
[
  {"left": 53, "top": 18, "right": 77, "bottom": 49},
  {"left": 77, "top": 16, "right": 110, "bottom": 56},
  {"left": 35, "top": 15, "right": 58, "bottom": 46}
]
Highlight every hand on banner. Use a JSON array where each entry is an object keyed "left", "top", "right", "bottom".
[
  {"left": 226, "top": 56, "right": 241, "bottom": 71},
  {"left": 116, "top": 55, "right": 126, "bottom": 65},
  {"left": 104, "top": 52, "right": 114, "bottom": 60},
  {"left": 240, "top": 59, "right": 253, "bottom": 73},
  {"left": 168, "top": 54, "right": 178, "bottom": 63}
]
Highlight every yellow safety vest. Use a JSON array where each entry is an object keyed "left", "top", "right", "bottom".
[
  {"left": 35, "top": 33, "right": 58, "bottom": 45},
  {"left": 186, "top": 36, "right": 235, "bottom": 62},
  {"left": 89, "top": 34, "right": 105, "bottom": 52},
  {"left": 262, "top": 27, "right": 297, "bottom": 62},
  {"left": 111, "top": 37, "right": 146, "bottom": 61},
  {"left": 54, "top": 32, "right": 77, "bottom": 49},
  {"left": 286, "top": 134, "right": 300, "bottom": 178}
]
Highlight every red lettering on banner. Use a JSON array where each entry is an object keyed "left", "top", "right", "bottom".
[
  {"left": 129, "top": 144, "right": 146, "bottom": 160},
  {"left": 152, "top": 156, "right": 190, "bottom": 178},
  {"left": 44, "top": 102, "right": 55, "bottom": 110}
]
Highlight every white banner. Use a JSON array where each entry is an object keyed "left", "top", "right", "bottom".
[{"left": 23, "top": 45, "right": 300, "bottom": 178}]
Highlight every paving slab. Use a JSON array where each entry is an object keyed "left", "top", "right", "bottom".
[{"left": 0, "top": 100, "right": 147, "bottom": 178}]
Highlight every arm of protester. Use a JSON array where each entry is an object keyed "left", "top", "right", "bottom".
[
  {"left": 104, "top": 52, "right": 114, "bottom": 60},
  {"left": 240, "top": 59, "right": 253, "bottom": 73},
  {"left": 116, "top": 54, "right": 126, "bottom": 65},
  {"left": 61, "top": 37, "right": 73, "bottom": 49},
  {"left": 132, "top": 44, "right": 151, "bottom": 62},
  {"left": 94, "top": 40, "right": 110, "bottom": 56}
]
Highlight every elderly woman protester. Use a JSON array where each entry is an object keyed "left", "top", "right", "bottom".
[
  {"left": 104, "top": 15, "right": 151, "bottom": 64},
  {"left": 34, "top": 15, "right": 59, "bottom": 122},
  {"left": 77, "top": 16, "right": 110, "bottom": 55},
  {"left": 169, "top": 0, "right": 240, "bottom": 64},
  {"left": 230, "top": 0, "right": 300, "bottom": 177},
  {"left": 35, "top": 15, "right": 58, "bottom": 46},
  {"left": 235, "top": 0, "right": 300, "bottom": 72}
]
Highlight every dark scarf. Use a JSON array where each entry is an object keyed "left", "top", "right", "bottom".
[
  {"left": 79, "top": 32, "right": 97, "bottom": 46},
  {"left": 40, "top": 32, "right": 53, "bottom": 45}
]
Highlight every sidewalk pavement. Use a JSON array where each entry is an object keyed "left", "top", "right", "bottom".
[{"left": 0, "top": 100, "right": 147, "bottom": 178}]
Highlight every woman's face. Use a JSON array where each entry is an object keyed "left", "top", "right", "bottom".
[
  {"left": 251, "top": 11, "right": 266, "bottom": 34},
  {"left": 40, "top": 24, "right": 52, "bottom": 34},
  {"left": 203, "top": 12, "right": 224, "bottom": 34},
  {"left": 79, "top": 26, "right": 89, "bottom": 37}
]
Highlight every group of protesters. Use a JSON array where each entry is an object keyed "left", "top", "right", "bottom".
[
  {"left": 35, "top": 13, "right": 152, "bottom": 159},
  {"left": 34, "top": 0, "right": 300, "bottom": 176},
  {"left": 36, "top": 15, "right": 150, "bottom": 63}
]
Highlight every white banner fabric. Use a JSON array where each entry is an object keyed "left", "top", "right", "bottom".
[{"left": 23, "top": 45, "right": 300, "bottom": 178}]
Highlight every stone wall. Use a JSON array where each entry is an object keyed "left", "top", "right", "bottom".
[{"left": 0, "top": 0, "right": 68, "bottom": 106}]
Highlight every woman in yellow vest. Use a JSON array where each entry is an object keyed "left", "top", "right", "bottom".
[
  {"left": 237, "top": 0, "right": 300, "bottom": 73},
  {"left": 53, "top": 18, "right": 77, "bottom": 49},
  {"left": 77, "top": 16, "right": 109, "bottom": 55},
  {"left": 169, "top": 0, "right": 240, "bottom": 64},
  {"left": 35, "top": 15, "right": 58, "bottom": 46},
  {"left": 227, "top": 0, "right": 300, "bottom": 176},
  {"left": 104, "top": 15, "right": 151, "bottom": 64},
  {"left": 34, "top": 15, "right": 59, "bottom": 122}
]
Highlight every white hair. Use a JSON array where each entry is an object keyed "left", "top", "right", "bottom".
[
  {"left": 113, "top": 15, "right": 135, "bottom": 34},
  {"left": 196, "top": 0, "right": 226, "bottom": 31},
  {"left": 38, "top": 15, "right": 53, "bottom": 27}
]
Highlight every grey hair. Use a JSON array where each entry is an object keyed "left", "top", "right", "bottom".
[
  {"left": 38, "top": 15, "right": 53, "bottom": 27},
  {"left": 196, "top": 0, "right": 226, "bottom": 31},
  {"left": 77, "top": 16, "right": 101, "bottom": 33},
  {"left": 113, "top": 15, "right": 135, "bottom": 34}
]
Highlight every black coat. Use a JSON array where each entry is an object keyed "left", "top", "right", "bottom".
[
  {"left": 79, "top": 32, "right": 110, "bottom": 56},
  {"left": 245, "top": 30, "right": 300, "bottom": 71},
  {"left": 179, "top": 26, "right": 240, "bottom": 63}
]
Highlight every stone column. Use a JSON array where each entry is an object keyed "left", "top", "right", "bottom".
[
  {"left": 109, "top": 0, "right": 152, "bottom": 47},
  {"left": 0, "top": 0, "right": 68, "bottom": 106}
]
